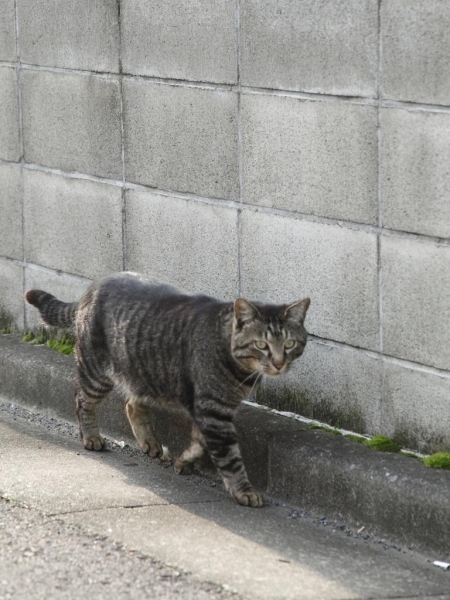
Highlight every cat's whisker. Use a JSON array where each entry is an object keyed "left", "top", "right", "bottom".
[
  {"left": 235, "top": 370, "right": 259, "bottom": 391},
  {"left": 247, "top": 372, "right": 263, "bottom": 400}
]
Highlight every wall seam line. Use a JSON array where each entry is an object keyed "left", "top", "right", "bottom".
[
  {"left": 3, "top": 159, "right": 450, "bottom": 246},
  {"left": 117, "top": 0, "right": 127, "bottom": 272},
  {"left": 309, "top": 334, "right": 450, "bottom": 380},
  {"left": 0, "top": 257, "right": 92, "bottom": 284},
  {"left": 236, "top": 0, "right": 243, "bottom": 297},
  {"left": 377, "top": 0, "right": 385, "bottom": 433},
  {"left": 2, "top": 61, "right": 449, "bottom": 113},
  {"left": 13, "top": 0, "right": 26, "bottom": 330}
]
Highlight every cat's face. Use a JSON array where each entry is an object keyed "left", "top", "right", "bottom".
[{"left": 231, "top": 297, "right": 310, "bottom": 377}]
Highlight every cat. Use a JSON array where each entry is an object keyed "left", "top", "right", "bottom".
[{"left": 25, "top": 272, "right": 310, "bottom": 507}]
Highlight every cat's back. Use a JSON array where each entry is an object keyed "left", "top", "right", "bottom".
[
  {"left": 79, "top": 272, "right": 228, "bottom": 381},
  {"left": 83, "top": 271, "right": 221, "bottom": 323},
  {"left": 93, "top": 271, "right": 184, "bottom": 305}
]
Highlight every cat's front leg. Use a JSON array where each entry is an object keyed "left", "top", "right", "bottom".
[{"left": 195, "top": 400, "right": 263, "bottom": 507}]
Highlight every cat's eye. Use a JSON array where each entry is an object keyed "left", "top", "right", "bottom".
[
  {"left": 284, "top": 339, "right": 296, "bottom": 349},
  {"left": 254, "top": 340, "right": 268, "bottom": 350}
]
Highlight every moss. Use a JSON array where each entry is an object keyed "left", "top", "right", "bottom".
[
  {"left": 344, "top": 434, "right": 366, "bottom": 444},
  {"left": 364, "top": 435, "right": 401, "bottom": 453},
  {"left": 46, "top": 336, "right": 74, "bottom": 355},
  {"left": 22, "top": 330, "right": 48, "bottom": 345},
  {"left": 33, "top": 332, "right": 48, "bottom": 345},
  {"left": 423, "top": 452, "right": 450, "bottom": 470},
  {"left": 1, "top": 327, "right": 11, "bottom": 334},
  {"left": 21, "top": 328, "right": 74, "bottom": 355}
]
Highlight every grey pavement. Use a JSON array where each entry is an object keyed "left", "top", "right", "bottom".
[
  {"left": 0, "top": 500, "right": 237, "bottom": 600},
  {"left": 0, "top": 403, "right": 449, "bottom": 600}
]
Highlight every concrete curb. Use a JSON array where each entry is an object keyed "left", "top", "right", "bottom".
[{"left": 1, "top": 334, "right": 449, "bottom": 557}]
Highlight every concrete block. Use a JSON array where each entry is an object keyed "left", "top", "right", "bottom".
[
  {"left": 382, "top": 362, "right": 450, "bottom": 453},
  {"left": 241, "top": 94, "right": 378, "bottom": 224},
  {"left": 121, "top": 0, "right": 237, "bottom": 84},
  {"left": 123, "top": 80, "right": 238, "bottom": 200},
  {"left": 24, "top": 266, "right": 91, "bottom": 331},
  {"left": 0, "top": 0, "right": 15, "bottom": 61},
  {"left": 0, "top": 259, "right": 24, "bottom": 330},
  {"left": 381, "top": 108, "right": 450, "bottom": 238},
  {"left": 240, "top": 211, "right": 379, "bottom": 349},
  {"left": 0, "top": 163, "right": 22, "bottom": 260},
  {"left": 259, "top": 340, "right": 382, "bottom": 435},
  {"left": 240, "top": 0, "right": 378, "bottom": 97},
  {"left": 19, "top": 0, "right": 119, "bottom": 72},
  {"left": 24, "top": 169, "right": 123, "bottom": 279},
  {"left": 0, "top": 67, "right": 20, "bottom": 161},
  {"left": 381, "top": 0, "right": 450, "bottom": 105},
  {"left": 381, "top": 236, "right": 450, "bottom": 370},
  {"left": 21, "top": 70, "right": 122, "bottom": 179},
  {"left": 125, "top": 189, "right": 239, "bottom": 299}
]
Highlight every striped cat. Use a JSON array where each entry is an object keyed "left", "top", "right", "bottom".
[{"left": 25, "top": 272, "right": 310, "bottom": 507}]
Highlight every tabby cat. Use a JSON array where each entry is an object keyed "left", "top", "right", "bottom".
[{"left": 26, "top": 272, "right": 310, "bottom": 507}]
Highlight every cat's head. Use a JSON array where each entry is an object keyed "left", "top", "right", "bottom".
[{"left": 231, "top": 297, "right": 310, "bottom": 377}]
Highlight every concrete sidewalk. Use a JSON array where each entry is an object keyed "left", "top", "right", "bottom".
[
  {"left": 1, "top": 334, "right": 450, "bottom": 557},
  {"left": 1, "top": 404, "right": 450, "bottom": 600}
]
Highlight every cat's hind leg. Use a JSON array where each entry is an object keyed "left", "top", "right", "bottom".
[
  {"left": 125, "top": 397, "right": 163, "bottom": 459},
  {"left": 173, "top": 422, "right": 206, "bottom": 475},
  {"left": 75, "top": 379, "right": 112, "bottom": 451},
  {"left": 74, "top": 316, "right": 115, "bottom": 450}
]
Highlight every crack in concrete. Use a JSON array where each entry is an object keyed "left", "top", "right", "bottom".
[{"left": 44, "top": 499, "right": 226, "bottom": 518}]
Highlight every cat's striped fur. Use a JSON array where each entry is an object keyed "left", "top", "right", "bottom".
[{"left": 25, "top": 272, "right": 310, "bottom": 507}]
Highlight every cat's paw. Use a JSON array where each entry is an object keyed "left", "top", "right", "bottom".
[
  {"left": 232, "top": 488, "right": 264, "bottom": 508},
  {"left": 83, "top": 435, "right": 106, "bottom": 451},
  {"left": 140, "top": 440, "right": 163, "bottom": 459},
  {"left": 173, "top": 458, "right": 194, "bottom": 475}
]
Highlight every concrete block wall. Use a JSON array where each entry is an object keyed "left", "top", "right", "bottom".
[{"left": 1, "top": 0, "right": 449, "bottom": 452}]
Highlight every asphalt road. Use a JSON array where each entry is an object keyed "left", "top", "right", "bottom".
[{"left": 0, "top": 401, "right": 449, "bottom": 600}]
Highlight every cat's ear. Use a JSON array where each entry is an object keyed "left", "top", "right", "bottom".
[
  {"left": 234, "top": 298, "right": 261, "bottom": 325},
  {"left": 283, "top": 298, "right": 310, "bottom": 322}
]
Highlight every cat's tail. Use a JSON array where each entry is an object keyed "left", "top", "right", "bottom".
[{"left": 25, "top": 290, "right": 77, "bottom": 328}]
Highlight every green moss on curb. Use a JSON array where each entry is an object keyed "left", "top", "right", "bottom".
[
  {"left": 308, "top": 424, "right": 341, "bottom": 435},
  {"left": 22, "top": 331, "right": 48, "bottom": 345},
  {"left": 21, "top": 329, "right": 75, "bottom": 356},
  {"left": 423, "top": 452, "right": 450, "bottom": 470},
  {"left": 364, "top": 435, "right": 401, "bottom": 453},
  {"left": 46, "top": 337, "right": 74, "bottom": 356}
]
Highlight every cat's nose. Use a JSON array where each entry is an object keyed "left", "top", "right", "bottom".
[{"left": 273, "top": 363, "right": 284, "bottom": 371}]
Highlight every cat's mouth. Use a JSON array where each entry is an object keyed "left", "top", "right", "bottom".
[{"left": 263, "top": 365, "right": 289, "bottom": 377}]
